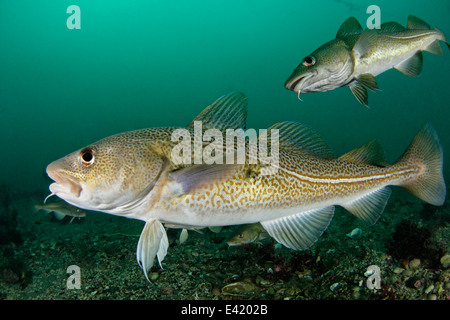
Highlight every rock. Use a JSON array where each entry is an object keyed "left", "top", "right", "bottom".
[
  {"left": 424, "top": 284, "right": 434, "bottom": 294},
  {"left": 440, "top": 254, "right": 450, "bottom": 268},
  {"left": 330, "top": 282, "right": 341, "bottom": 291},
  {"left": 409, "top": 258, "right": 421, "bottom": 269},
  {"left": 149, "top": 272, "right": 159, "bottom": 281},
  {"left": 393, "top": 267, "right": 405, "bottom": 274},
  {"left": 346, "top": 228, "right": 362, "bottom": 239}
]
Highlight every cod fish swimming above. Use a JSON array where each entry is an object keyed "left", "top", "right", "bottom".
[
  {"left": 285, "top": 15, "right": 450, "bottom": 105},
  {"left": 46, "top": 92, "right": 446, "bottom": 281}
]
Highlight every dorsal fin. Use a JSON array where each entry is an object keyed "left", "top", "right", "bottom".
[
  {"left": 407, "top": 15, "right": 430, "bottom": 30},
  {"left": 188, "top": 92, "right": 248, "bottom": 130},
  {"left": 267, "top": 121, "right": 334, "bottom": 159},
  {"left": 380, "top": 21, "right": 406, "bottom": 32},
  {"left": 338, "top": 140, "right": 387, "bottom": 166},
  {"left": 336, "top": 17, "right": 363, "bottom": 39}
]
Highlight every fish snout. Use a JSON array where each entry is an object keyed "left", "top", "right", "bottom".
[
  {"left": 46, "top": 161, "right": 82, "bottom": 198},
  {"left": 284, "top": 72, "right": 314, "bottom": 93}
]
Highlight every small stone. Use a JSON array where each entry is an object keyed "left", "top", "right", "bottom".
[
  {"left": 409, "top": 258, "right": 421, "bottom": 269},
  {"left": 149, "top": 272, "right": 159, "bottom": 281},
  {"left": 440, "top": 254, "right": 450, "bottom": 268},
  {"left": 330, "top": 282, "right": 341, "bottom": 291},
  {"left": 424, "top": 284, "right": 434, "bottom": 294},
  {"left": 393, "top": 267, "right": 405, "bottom": 274},
  {"left": 346, "top": 228, "right": 362, "bottom": 239}
]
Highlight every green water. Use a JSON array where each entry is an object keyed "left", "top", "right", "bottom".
[{"left": 1, "top": 0, "right": 450, "bottom": 195}]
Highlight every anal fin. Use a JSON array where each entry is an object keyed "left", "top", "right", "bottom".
[
  {"left": 394, "top": 51, "right": 423, "bottom": 77},
  {"left": 261, "top": 206, "right": 335, "bottom": 251},
  {"left": 424, "top": 39, "right": 443, "bottom": 55},
  {"left": 342, "top": 187, "right": 391, "bottom": 225},
  {"left": 136, "top": 219, "right": 169, "bottom": 281}
]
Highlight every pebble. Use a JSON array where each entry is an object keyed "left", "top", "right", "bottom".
[
  {"left": 424, "top": 284, "right": 434, "bottom": 294},
  {"left": 409, "top": 258, "right": 421, "bottom": 269},
  {"left": 330, "top": 282, "right": 341, "bottom": 291},
  {"left": 440, "top": 254, "right": 450, "bottom": 268},
  {"left": 149, "top": 272, "right": 159, "bottom": 281},
  {"left": 346, "top": 228, "right": 362, "bottom": 239},
  {"left": 393, "top": 267, "right": 405, "bottom": 274}
]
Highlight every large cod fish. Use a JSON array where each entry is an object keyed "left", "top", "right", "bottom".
[
  {"left": 46, "top": 92, "right": 446, "bottom": 281},
  {"left": 285, "top": 15, "right": 450, "bottom": 105}
]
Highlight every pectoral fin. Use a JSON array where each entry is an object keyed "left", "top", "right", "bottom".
[
  {"left": 261, "top": 206, "right": 335, "bottom": 250},
  {"left": 168, "top": 163, "right": 241, "bottom": 195},
  {"left": 348, "top": 81, "right": 369, "bottom": 106},
  {"left": 136, "top": 219, "right": 169, "bottom": 281}
]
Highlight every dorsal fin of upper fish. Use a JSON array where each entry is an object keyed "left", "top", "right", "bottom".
[
  {"left": 407, "top": 15, "right": 431, "bottom": 30},
  {"left": 267, "top": 121, "right": 334, "bottom": 159},
  {"left": 336, "top": 17, "right": 363, "bottom": 39},
  {"left": 338, "top": 140, "right": 387, "bottom": 166},
  {"left": 261, "top": 206, "right": 335, "bottom": 250},
  {"left": 380, "top": 21, "right": 405, "bottom": 33},
  {"left": 188, "top": 92, "right": 248, "bottom": 130}
]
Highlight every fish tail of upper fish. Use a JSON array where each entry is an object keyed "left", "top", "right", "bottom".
[
  {"left": 394, "top": 123, "right": 446, "bottom": 206},
  {"left": 406, "top": 15, "right": 449, "bottom": 54},
  {"left": 431, "top": 27, "right": 450, "bottom": 54}
]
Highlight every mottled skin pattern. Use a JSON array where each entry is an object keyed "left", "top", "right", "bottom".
[
  {"left": 151, "top": 138, "right": 420, "bottom": 226},
  {"left": 47, "top": 119, "right": 441, "bottom": 232},
  {"left": 48, "top": 126, "right": 421, "bottom": 227}
]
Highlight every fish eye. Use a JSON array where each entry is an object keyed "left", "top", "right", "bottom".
[
  {"left": 78, "top": 148, "right": 95, "bottom": 167},
  {"left": 302, "top": 56, "right": 316, "bottom": 67}
]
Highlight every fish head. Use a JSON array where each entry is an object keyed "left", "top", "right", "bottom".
[
  {"left": 285, "top": 39, "right": 354, "bottom": 94},
  {"left": 227, "top": 226, "right": 259, "bottom": 246},
  {"left": 46, "top": 132, "right": 165, "bottom": 215}
]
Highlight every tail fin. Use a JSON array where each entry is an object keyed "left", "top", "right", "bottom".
[
  {"left": 396, "top": 124, "right": 446, "bottom": 206},
  {"left": 427, "top": 27, "right": 450, "bottom": 54}
]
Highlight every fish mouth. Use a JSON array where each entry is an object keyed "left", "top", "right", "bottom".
[
  {"left": 46, "top": 163, "right": 82, "bottom": 199},
  {"left": 285, "top": 72, "right": 315, "bottom": 92}
]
